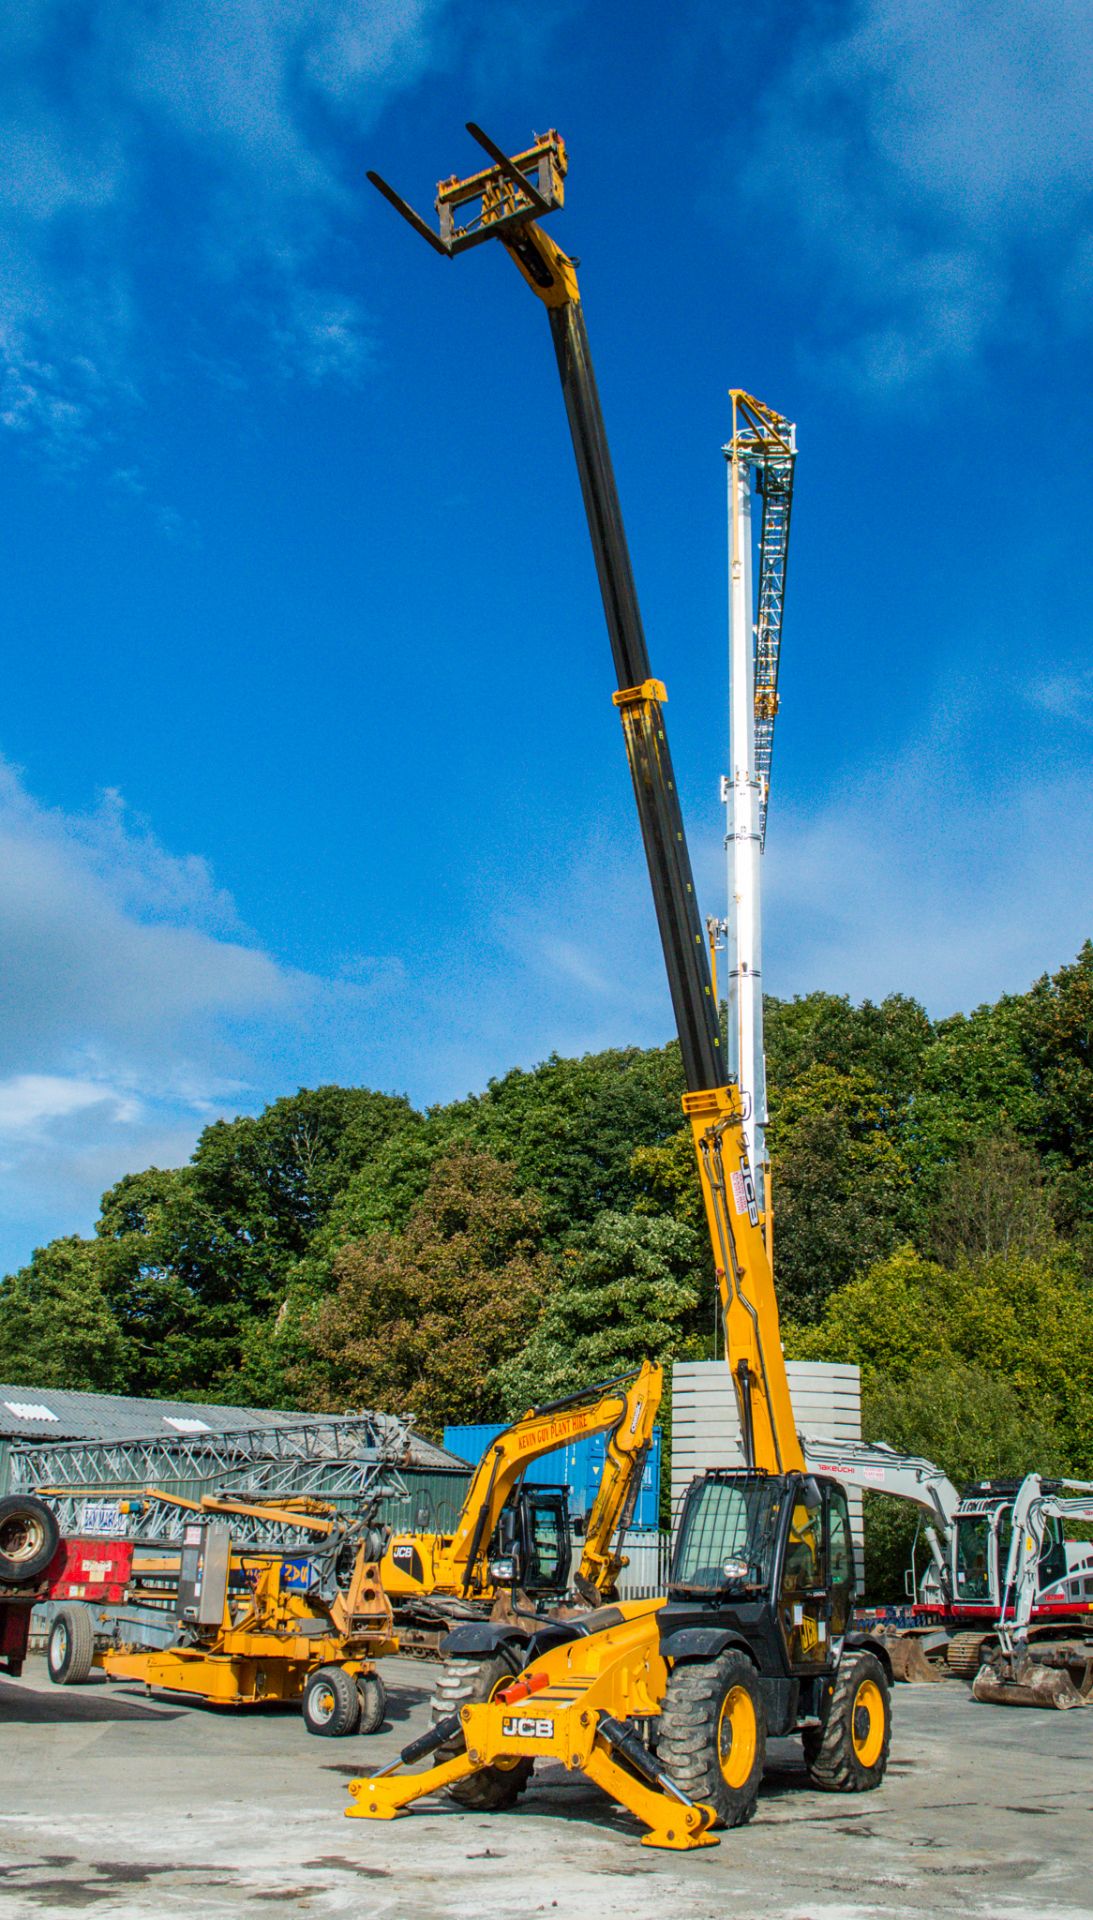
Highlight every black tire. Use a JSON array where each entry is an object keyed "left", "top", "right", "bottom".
[
  {"left": 47, "top": 1604, "right": 96, "bottom": 1685},
  {"left": 656, "top": 1650, "right": 766, "bottom": 1829},
  {"left": 357, "top": 1669, "right": 387, "bottom": 1735},
  {"left": 303, "top": 1665, "right": 362, "bottom": 1737},
  {"left": 429, "top": 1653, "right": 532, "bottom": 1810},
  {"left": 0, "top": 1495, "right": 60, "bottom": 1587},
  {"left": 803, "top": 1651, "right": 891, "bottom": 1792}
]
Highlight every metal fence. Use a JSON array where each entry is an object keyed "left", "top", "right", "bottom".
[{"left": 614, "top": 1529, "right": 672, "bottom": 1599}]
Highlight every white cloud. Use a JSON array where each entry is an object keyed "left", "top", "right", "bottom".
[
  {"left": 1027, "top": 669, "right": 1093, "bottom": 731},
  {"left": 741, "top": 0, "right": 1093, "bottom": 392},
  {"left": 0, "top": 1075, "right": 140, "bottom": 1136},
  {"left": 0, "top": 0, "right": 454, "bottom": 463},
  {"left": 0, "top": 755, "right": 403, "bottom": 1269},
  {"left": 762, "top": 697, "right": 1093, "bottom": 1012}
]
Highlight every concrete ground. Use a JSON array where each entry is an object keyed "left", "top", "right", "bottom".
[{"left": 1, "top": 1656, "right": 1091, "bottom": 1919}]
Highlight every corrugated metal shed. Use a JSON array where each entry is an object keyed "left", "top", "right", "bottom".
[
  {"left": 0, "top": 1383, "right": 462, "bottom": 1468},
  {"left": 443, "top": 1422, "right": 663, "bottom": 1530}
]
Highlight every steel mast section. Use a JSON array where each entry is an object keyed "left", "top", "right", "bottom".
[
  {"left": 368, "top": 127, "right": 801, "bottom": 1476},
  {"left": 722, "top": 393, "right": 796, "bottom": 1211}
]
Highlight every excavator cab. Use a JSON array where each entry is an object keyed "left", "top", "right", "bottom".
[{"left": 488, "top": 1486, "right": 573, "bottom": 1598}]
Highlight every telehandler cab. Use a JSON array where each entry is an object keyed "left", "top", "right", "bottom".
[{"left": 352, "top": 125, "right": 892, "bottom": 1851}]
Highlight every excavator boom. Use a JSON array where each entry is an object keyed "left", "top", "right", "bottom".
[{"left": 382, "top": 1361, "right": 661, "bottom": 1602}]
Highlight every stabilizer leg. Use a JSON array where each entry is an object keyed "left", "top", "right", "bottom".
[{"left": 581, "top": 1742, "right": 718, "bottom": 1850}]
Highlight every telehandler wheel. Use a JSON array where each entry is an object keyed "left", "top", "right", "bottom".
[
  {"left": 357, "top": 1669, "right": 387, "bottom": 1735},
  {"left": 47, "top": 1605, "right": 95, "bottom": 1685},
  {"left": 656, "top": 1649, "right": 766, "bottom": 1829},
  {"left": 430, "top": 1653, "right": 532, "bottom": 1811},
  {"left": 803, "top": 1651, "right": 891, "bottom": 1792},
  {"left": 303, "top": 1665, "right": 362, "bottom": 1737}
]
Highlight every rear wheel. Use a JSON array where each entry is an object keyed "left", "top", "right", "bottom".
[
  {"left": 47, "top": 1605, "right": 95, "bottom": 1685},
  {"left": 0, "top": 1495, "right": 59, "bottom": 1586},
  {"left": 356, "top": 1669, "right": 387, "bottom": 1735},
  {"left": 803, "top": 1651, "right": 891, "bottom": 1791},
  {"left": 430, "top": 1653, "right": 532, "bottom": 1810},
  {"left": 657, "top": 1650, "right": 766, "bottom": 1828},
  {"left": 303, "top": 1665, "right": 362, "bottom": 1737}
]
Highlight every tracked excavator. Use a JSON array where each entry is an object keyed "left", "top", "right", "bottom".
[
  {"left": 381, "top": 1362, "right": 662, "bottom": 1652},
  {"left": 971, "top": 1475, "right": 1093, "bottom": 1708},
  {"left": 349, "top": 126, "right": 893, "bottom": 1851}
]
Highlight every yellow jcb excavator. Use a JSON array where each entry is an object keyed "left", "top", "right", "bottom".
[
  {"left": 348, "top": 126, "right": 894, "bottom": 1851},
  {"left": 381, "top": 1361, "right": 662, "bottom": 1652}
]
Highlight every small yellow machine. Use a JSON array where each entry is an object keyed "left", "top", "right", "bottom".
[
  {"left": 352, "top": 126, "right": 894, "bottom": 1849},
  {"left": 380, "top": 1362, "right": 662, "bottom": 1648},
  {"left": 47, "top": 1491, "right": 398, "bottom": 1736}
]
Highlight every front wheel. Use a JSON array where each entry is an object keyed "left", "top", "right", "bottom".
[
  {"left": 303, "top": 1665, "right": 362, "bottom": 1737},
  {"left": 803, "top": 1651, "right": 891, "bottom": 1791},
  {"left": 656, "top": 1649, "right": 766, "bottom": 1828},
  {"left": 429, "top": 1654, "right": 532, "bottom": 1810}
]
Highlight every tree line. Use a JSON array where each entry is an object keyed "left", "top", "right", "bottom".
[{"left": 3, "top": 942, "right": 1092, "bottom": 1596}]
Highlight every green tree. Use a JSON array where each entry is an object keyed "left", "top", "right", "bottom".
[
  {"left": 767, "top": 1066, "right": 917, "bottom": 1320},
  {"left": 926, "top": 1133, "right": 1057, "bottom": 1267},
  {"left": 858, "top": 1362, "right": 1065, "bottom": 1603},
  {"left": 293, "top": 1148, "right": 550, "bottom": 1436},
  {"left": 1018, "top": 941, "right": 1093, "bottom": 1236},
  {"left": 766, "top": 991, "right": 933, "bottom": 1106},
  {"left": 788, "top": 1242, "right": 1093, "bottom": 1469},
  {"left": 495, "top": 1210, "right": 706, "bottom": 1414},
  {"left": 0, "top": 1237, "right": 133, "bottom": 1391}
]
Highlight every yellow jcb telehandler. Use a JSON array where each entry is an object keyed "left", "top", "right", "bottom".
[{"left": 349, "top": 126, "right": 894, "bottom": 1850}]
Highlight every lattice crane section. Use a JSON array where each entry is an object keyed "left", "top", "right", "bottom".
[{"left": 726, "top": 391, "right": 796, "bottom": 848}]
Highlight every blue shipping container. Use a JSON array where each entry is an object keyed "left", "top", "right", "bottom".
[{"left": 441, "top": 1423, "right": 662, "bottom": 1530}]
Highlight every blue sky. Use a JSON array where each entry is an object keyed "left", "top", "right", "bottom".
[{"left": 1, "top": 0, "right": 1092, "bottom": 1273}]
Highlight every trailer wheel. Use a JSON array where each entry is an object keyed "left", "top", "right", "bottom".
[
  {"left": 47, "top": 1605, "right": 95, "bottom": 1685},
  {"left": 656, "top": 1649, "right": 766, "bottom": 1828},
  {"left": 430, "top": 1654, "right": 532, "bottom": 1810},
  {"left": 357, "top": 1669, "right": 387, "bottom": 1735},
  {"left": 803, "top": 1651, "right": 891, "bottom": 1791},
  {"left": 0, "top": 1495, "right": 59, "bottom": 1587},
  {"left": 303, "top": 1665, "right": 362, "bottom": 1737}
]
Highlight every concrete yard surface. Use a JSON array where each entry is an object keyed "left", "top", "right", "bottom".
[{"left": 1, "top": 1655, "right": 1091, "bottom": 1919}]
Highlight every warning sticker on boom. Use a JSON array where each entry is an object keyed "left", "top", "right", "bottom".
[{"left": 730, "top": 1167, "right": 760, "bottom": 1228}]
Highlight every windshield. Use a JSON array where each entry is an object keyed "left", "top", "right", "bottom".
[
  {"left": 954, "top": 1514, "right": 993, "bottom": 1601},
  {"left": 670, "top": 1476, "right": 784, "bottom": 1594}
]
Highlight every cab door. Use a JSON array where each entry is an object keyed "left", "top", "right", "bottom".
[
  {"left": 825, "top": 1483, "right": 855, "bottom": 1639},
  {"left": 776, "top": 1477, "right": 830, "bottom": 1671}
]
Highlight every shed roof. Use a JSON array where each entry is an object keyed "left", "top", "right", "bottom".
[{"left": 0, "top": 1383, "right": 464, "bottom": 1469}]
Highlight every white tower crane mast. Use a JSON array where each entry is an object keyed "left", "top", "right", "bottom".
[{"left": 722, "top": 391, "right": 796, "bottom": 1223}]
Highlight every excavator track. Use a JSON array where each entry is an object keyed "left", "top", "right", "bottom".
[{"left": 946, "top": 1631, "right": 990, "bottom": 1679}]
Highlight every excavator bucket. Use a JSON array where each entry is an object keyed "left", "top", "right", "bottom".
[
  {"left": 972, "top": 1646, "right": 1093, "bottom": 1710},
  {"left": 882, "top": 1631, "right": 946, "bottom": 1685}
]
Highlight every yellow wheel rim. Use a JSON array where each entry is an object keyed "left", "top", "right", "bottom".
[
  {"left": 717, "top": 1683, "right": 757, "bottom": 1790},
  {"left": 850, "top": 1678, "right": 885, "bottom": 1767}
]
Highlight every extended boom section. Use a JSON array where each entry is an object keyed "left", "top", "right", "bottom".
[{"left": 364, "top": 124, "right": 889, "bottom": 1853}]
